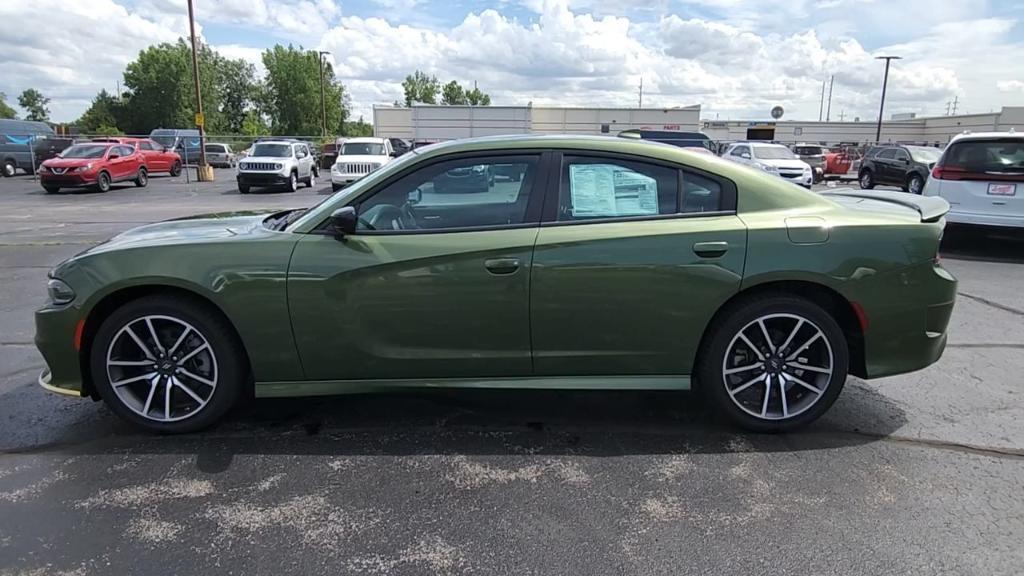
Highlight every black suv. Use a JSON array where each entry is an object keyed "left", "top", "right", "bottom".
[{"left": 858, "top": 144, "right": 943, "bottom": 194}]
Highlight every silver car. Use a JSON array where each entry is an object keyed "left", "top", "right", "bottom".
[
  {"left": 204, "top": 143, "right": 236, "bottom": 168},
  {"left": 923, "top": 132, "right": 1023, "bottom": 228}
]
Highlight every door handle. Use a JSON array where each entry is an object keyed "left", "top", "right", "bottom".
[
  {"left": 693, "top": 241, "right": 729, "bottom": 258},
  {"left": 484, "top": 257, "right": 521, "bottom": 275}
]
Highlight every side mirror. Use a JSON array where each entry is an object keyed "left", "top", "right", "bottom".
[
  {"left": 390, "top": 150, "right": 399, "bottom": 157},
  {"left": 740, "top": 152, "right": 751, "bottom": 159},
  {"left": 329, "top": 207, "right": 358, "bottom": 238}
]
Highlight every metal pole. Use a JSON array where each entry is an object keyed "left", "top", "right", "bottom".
[
  {"left": 826, "top": 75, "right": 834, "bottom": 121},
  {"left": 875, "top": 56, "right": 901, "bottom": 143},
  {"left": 819, "top": 80, "right": 825, "bottom": 121},
  {"left": 318, "top": 54, "right": 327, "bottom": 138},
  {"left": 186, "top": 0, "right": 208, "bottom": 171},
  {"left": 638, "top": 76, "right": 643, "bottom": 108}
]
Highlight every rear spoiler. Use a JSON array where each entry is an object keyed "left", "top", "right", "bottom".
[{"left": 820, "top": 189, "right": 950, "bottom": 223}]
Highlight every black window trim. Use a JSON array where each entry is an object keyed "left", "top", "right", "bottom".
[
  {"left": 311, "top": 149, "right": 554, "bottom": 236},
  {"left": 540, "top": 150, "right": 738, "bottom": 227}
]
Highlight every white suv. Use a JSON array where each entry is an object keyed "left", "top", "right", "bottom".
[
  {"left": 724, "top": 142, "right": 814, "bottom": 188},
  {"left": 331, "top": 137, "right": 394, "bottom": 191},
  {"left": 237, "top": 140, "right": 317, "bottom": 194},
  {"left": 923, "top": 131, "right": 1023, "bottom": 228}
]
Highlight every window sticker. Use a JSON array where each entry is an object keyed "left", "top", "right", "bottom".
[{"left": 569, "top": 164, "right": 658, "bottom": 217}]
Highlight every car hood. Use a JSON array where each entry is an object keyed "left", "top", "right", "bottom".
[
  {"left": 759, "top": 159, "right": 810, "bottom": 169},
  {"left": 77, "top": 211, "right": 278, "bottom": 257},
  {"left": 334, "top": 155, "right": 387, "bottom": 164},
  {"left": 43, "top": 157, "right": 98, "bottom": 168},
  {"left": 242, "top": 156, "right": 289, "bottom": 163}
]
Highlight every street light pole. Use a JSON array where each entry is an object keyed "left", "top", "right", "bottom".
[
  {"left": 874, "top": 55, "right": 901, "bottom": 143},
  {"left": 186, "top": 0, "right": 211, "bottom": 180},
  {"left": 318, "top": 51, "right": 330, "bottom": 138}
]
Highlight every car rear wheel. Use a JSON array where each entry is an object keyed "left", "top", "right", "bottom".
[
  {"left": 907, "top": 174, "right": 924, "bottom": 195},
  {"left": 858, "top": 170, "right": 875, "bottom": 189},
  {"left": 306, "top": 172, "right": 316, "bottom": 188},
  {"left": 2, "top": 159, "right": 15, "bottom": 177},
  {"left": 134, "top": 167, "right": 148, "bottom": 188},
  {"left": 699, "top": 295, "right": 849, "bottom": 432},
  {"left": 170, "top": 160, "right": 182, "bottom": 177},
  {"left": 90, "top": 295, "right": 245, "bottom": 433},
  {"left": 96, "top": 171, "right": 112, "bottom": 193}
]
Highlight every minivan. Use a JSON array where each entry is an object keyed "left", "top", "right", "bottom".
[
  {"left": 1, "top": 119, "right": 56, "bottom": 176},
  {"left": 149, "top": 129, "right": 202, "bottom": 163}
]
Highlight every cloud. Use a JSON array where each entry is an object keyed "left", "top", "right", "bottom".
[{"left": 998, "top": 80, "right": 1024, "bottom": 93}]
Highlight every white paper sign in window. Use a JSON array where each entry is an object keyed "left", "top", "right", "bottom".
[{"left": 569, "top": 164, "right": 658, "bottom": 217}]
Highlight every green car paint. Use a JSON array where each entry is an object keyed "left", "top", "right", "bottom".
[{"left": 35, "top": 134, "right": 956, "bottom": 401}]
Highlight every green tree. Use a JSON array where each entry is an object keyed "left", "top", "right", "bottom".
[
  {"left": 0, "top": 92, "right": 16, "bottom": 119},
  {"left": 93, "top": 125, "right": 123, "bottom": 136},
  {"left": 241, "top": 110, "right": 270, "bottom": 137},
  {"left": 343, "top": 115, "right": 374, "bottom": 137},
  {"left": 75, "top": 90, "right": 120, "bottom": 133},
  {"left": 214, "top": 57, "right": 257, "bottom": 133},
  {"left": 441, "top": 81, "right": 466, "bottom": 105},
  {"left": 17, "top": 89, "right": 50, "bottom": 121},
  {"left": 261, "top": 45, "right": 349, "bottom": 136},
  {"left": 402, "top": 70, "right": 439, "bottom": 106},
  {"left": 465, "top": 85, "right": 491, "bottom": 106}
]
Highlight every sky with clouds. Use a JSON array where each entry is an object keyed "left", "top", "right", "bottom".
[{"left": 1, "top": 0, "right": 1022, "bottom": 125}]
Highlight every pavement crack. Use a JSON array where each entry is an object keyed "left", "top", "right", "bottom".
[
  {"left": 958, "top": 292, "right": 1024, "bottom": 317},
  {"left": 838, "top": 430, "right": 1024, "bottom": 460}
]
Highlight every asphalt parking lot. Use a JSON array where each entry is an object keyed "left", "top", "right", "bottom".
[{"left": 1, "top": 170, "right": 1023, "bottom": 575}]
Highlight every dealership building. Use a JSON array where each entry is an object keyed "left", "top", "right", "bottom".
[{"left": 374, "top": 104, "right": 1023, "bottom": 145}]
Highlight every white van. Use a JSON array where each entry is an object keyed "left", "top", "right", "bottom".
[{"left": 923, "top": 132, "right": 1024, "bottom": 228}]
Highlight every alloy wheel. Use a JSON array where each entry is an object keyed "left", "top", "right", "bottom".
[
  {"left": 105, "top": 315, "right": 218, "bottom": 423},
  {"left": 721, "top": 313, "right": 834, "bottom": 421},
  {"left": 909, "top": 176, "right": 923, "bottom": 194},
  {"left": 860, "top": 172, "right": 872, "bottom": 188}
]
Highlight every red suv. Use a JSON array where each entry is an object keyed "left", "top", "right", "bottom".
[
  {"left": 38, "top": 143, "right": 148, "bottom": 194},
  {"left": 92, "top": 137, "right": 182, "bottom": 176}
]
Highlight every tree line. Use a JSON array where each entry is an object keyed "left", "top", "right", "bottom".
[{"left": 401, "top": 70, "right": 492, "bottom": 106}]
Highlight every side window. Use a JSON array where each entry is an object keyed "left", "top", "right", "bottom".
[
  {"left": 558, "top": 156, "right": 677, "bottom": 221},
  {"left": 139, "top": 141, "right": 153, "bottom": 151},
  {"left": 681, "top": 171, "right": 724, "bottom": 214},
  {"left": 731, "top": 145, "right": 749, "bottom": 157},
  {"left": 293, "top": 145, "right": 304, "bottom": 158},
  {"left": 876, "top": 148, "right": 896, "bottom": 160},
  {"left": 356, "top": 155, "right": 539, "bottom": 232},
  {"left": 893, "top": 148, "right": 909, "bottom": 161}
]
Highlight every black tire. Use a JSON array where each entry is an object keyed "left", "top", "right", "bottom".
[
  {"left": 305, "top": 171, "right": 315, "bottom": 188},
  {"left": 858, "top": 170, "right": 875, "bottom": 190},
  {"left": 135, "top": 167, "right": 148, "bottom": 188},
  {"left": 89, "top": 294, "right": 246, "bottom": 433},
  {"left": 96, "top": 171, "right": 112, "bottom": 193},
  {"left": 2, "top": 159, "right": 15, "bottom": 177},
  {"left": 332, "top": 183, "right": 342, "bottom": 192},
  {"left": 907, "top": 174, "right": 924, "bottom": 195},
  {"left": 238, "top": 183, "right": 250, "bottom": 194},
  {"left": 287, "top": 171, "right": 298, "bottom": 193},
  {"left": 698, "top": 295, "right": 849, "bottom": 432},
  {"left": 43, "top": 185, "right": 60, "bottom": 194},
  {"left": 170, "top": 160, "right": 182, "bottom": 177}
]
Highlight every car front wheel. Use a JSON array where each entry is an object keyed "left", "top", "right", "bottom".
[
  {"left": 170, "top": 160, "right": 182, "bottom": 177},
  {"left": 90, "top": 295, "right": 245, "bottom": 433},
  {"left": 859, "top": 170, "right": 875, "bottom": 189},
  {"left": 699, "top": 295, "right": 849, "bottom": 432},
  {"left": 2, "top": 159, "right": 15, "bottom": 177},
  {"left": 96, "top": 171, "right": 112, "bottom": 193},
  {"left": 287, "top": 172, "right": 298, "bottom": 192}
]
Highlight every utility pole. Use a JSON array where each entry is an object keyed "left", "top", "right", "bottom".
[
  {"left": 826, "top": 75, "right": 834, "bottom": 121},
  {"left": 819, "top": 79, "right": 826, "bottom": 121},
  {"left": 317, "top": 51, "right": 330, "bottom": 138},
  {"left": 945, "top": 101, "right": 951, "bottom": 116},
  {"left": 839, "top": 110, "right": 845, "bottom": 122},
  {"left": 186, "top": 0, "right": 211, "bottom": 180},
  {"left": 951, "top": 95, "right": 959, "bottom": 116},
  {"left": 638, "top": 76, "right": 643, "bottom": 108},
  {"left": 874, "top": 55, "right": 902, "bottom": 143}
]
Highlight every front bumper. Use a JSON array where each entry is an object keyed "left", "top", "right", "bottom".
[
  {"left": 238, "top": 172, "right": 290, "bottom": 186},
  {"left": 779, "top": 173, "right": 814, "bottom": 187},
  {"left": 35, "top": 303, "right": 87, "bottom": 397},
  {"left": 331, "top": 172, "right": 366, "bottom": 185},
  {"left": 40, "top": 172, "right": 97, "bottom": 186}
]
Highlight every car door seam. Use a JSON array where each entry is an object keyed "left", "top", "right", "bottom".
[{"left": 283, "top": 235, "right": 309, "bottom": 380}]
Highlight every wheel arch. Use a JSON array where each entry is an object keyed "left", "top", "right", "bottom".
[
  {"left": 78, "top": 284, "right": 253, "bottom": 399},
  {"left": 696, "top": 279, "right": 867, "bottom": 380}
]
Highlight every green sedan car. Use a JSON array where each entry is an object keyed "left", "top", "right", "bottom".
[{"left": 35, "top": 135, "right": 957, "bottom": 433}]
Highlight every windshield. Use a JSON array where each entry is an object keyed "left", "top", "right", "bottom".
[
  {"left": 906, "top": 146, "right": 942, "bottom": 164},
  {"left": 793, "top": 146, "right": 824, "bottom": 156},
  {"left": 61, "top": 144, "right": 109, "bottom": 159},
  {"left": 342, "top": 142, "right": 385, "bottom": 156},
  {"left": 753, "top": 146, "right": 797, "bottom": 160},
  {"left": 205, "top": 144, "right": 226, "bottom": 153},
  {"left": 251, "top": 143, "right": 292, "bottom": 157}
]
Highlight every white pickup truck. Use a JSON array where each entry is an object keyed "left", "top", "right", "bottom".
[{"left": 330, "top": 137, "right": 394, "bottom": 191}]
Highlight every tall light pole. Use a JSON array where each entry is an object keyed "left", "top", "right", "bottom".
[
  {"left": 317, "top": 51, "right": 330, "bottom": 138},
  {"left": 875, "top": 55, "right": 901, "bottom": 143},
  {"left": 186, "top": 0, "right": 211, "bottom": 180}
]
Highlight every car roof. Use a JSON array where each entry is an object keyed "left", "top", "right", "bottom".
[
  {"left": 254, "top": 140, "right": 299, "bottom": 145},
  {"left": 345, "top": 137, "right": 386, "bottom": 143},
  {"left": 949, "top": 131, "right": 1022, "bottom": 143}
]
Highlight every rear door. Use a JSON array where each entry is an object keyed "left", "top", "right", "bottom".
[
  {"left": 530, "top": 152, "right": 747, "bottom": 376},
  {"left": 139, "top": 140, "right": 167, "bottom": 172},
  {"left": 872, "top": 148, "right": 897, "bottom": 185},
  {"left": 930, "top": 137, "right": 1024, "bottom": 221}
]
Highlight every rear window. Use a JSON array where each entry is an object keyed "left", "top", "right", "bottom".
[
  {"left": 205, "top": 144, "right": 226, "bottom": 153},
  {"left": 793, "top": 146, "right": 824, "bottom": 155},
  {"left": 941, "top": 139, "right": 1024, "bottom": 172}
]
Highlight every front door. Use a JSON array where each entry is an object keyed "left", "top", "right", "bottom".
[
  {"left": 531, "top": 153, "right": 747, "bottom": 376},
  {"left": 287, "top": 152, "right": 547, "bottom": 380},
  {"left": 107, "top": 145, "right": 133, "bottom": 180}
]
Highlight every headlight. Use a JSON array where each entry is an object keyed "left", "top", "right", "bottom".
[
  {"left": 38, "top": 165, "right": 49, "bottom": 173},
  {"left": 274, "top": 163, "right": 283, "bottom": 170},
  {"left": 331, "top": 164, "right": 341, "bottom": 173},
  {"left": 47, "top": 278, "right": 76, "bottom": 305},
  {"left": 75, "top": 164, "right": 93, "bottom": 172},
  {"left": 759, "top": 164, "right": 778, "bottom": 173}
]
